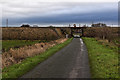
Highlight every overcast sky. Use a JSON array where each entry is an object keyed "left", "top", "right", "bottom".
[{"left": 0, "top": 0, "right": 119, "bottom": 27}]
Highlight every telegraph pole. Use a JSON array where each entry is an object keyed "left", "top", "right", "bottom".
[
  {"left": 112, "top": 24, "right": 113, "bottom": 27},
  {"left": 69, "top": 24, "right": 71, "bottom": 27},
  {"left": 79, "top": 24, "right": 81, "bottom": 27},
  {"left": 6, "top": 19, "right": 8, "bottom": 27}
]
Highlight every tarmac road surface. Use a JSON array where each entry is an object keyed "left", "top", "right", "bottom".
[{"left": 21, "top": 38, "right": 91, "bottom": 78}]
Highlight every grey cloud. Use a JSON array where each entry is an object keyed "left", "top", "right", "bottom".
[
  {"left": 1, "top": 1, "right": 118, "bottom": 26},
  {"left": 2, "top": 2, "right": 117, "bottom": 18}
]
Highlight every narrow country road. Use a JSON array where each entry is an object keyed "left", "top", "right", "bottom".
[{"left": 21, "top": 38, "right": 91, "bottom": 78}]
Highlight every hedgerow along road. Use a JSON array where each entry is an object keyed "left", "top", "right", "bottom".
[{"left": 21, "top": 38, "right": 91, "bottom": 78}]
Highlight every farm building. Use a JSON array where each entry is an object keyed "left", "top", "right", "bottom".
[
  {"left": 91, "top": 23, "right": 107, "bottom": 27},
  {"left": 21, "top": 24, "right": 30, "bottom": 27}
]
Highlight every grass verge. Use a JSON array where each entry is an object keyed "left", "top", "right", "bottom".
[
  {"left": 2, "top": 38, "right": 73, "bottom": 79},
  {"left": 96, "top": 38, "right": 118, "bottom": 53},
  {"left": 82, "top": 37, "right": 119, "bottom": 78}
]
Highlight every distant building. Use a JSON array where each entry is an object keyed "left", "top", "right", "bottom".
[
  {"left": 91, "top": 23, "right": 107, "bottom": 27},
  {"left": 21, "top": 24, "right": 30, "bottom": 27},
  {"left": 73, "top": 24, "right": 76, "bottom": 28}
]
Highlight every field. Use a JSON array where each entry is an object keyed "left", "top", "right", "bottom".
[
  {"left": 2, "top": 40, "right": 42, "bottom": 52},
  {"left": 2, "top": 27, "right": 59, "bottom": 40},
  {"left": 83, "top": 37, "right": 119, "bottom": 78}
]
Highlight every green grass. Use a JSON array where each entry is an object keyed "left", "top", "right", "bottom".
[
  {"left": 113, "top": 37, "right": 120, "bottom": 46},
  {"left": 82, "top": 37, "right": 119, "bottom": 78},
  {"left": 2, "top": 40, "right": 46, "bottom": 52},
  {"left": 2, "top": 38, "right": 73, "bottom": 79},
  {"left": 97, "top": 39, "right": 118, "bottom": 53}
]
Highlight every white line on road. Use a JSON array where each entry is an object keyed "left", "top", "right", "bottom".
[
  {"left": 80, "top": 38, "right": 84, "bottom": 45},
  {"left": 80, "top": 38, "right": 84, "bottom": 52}
]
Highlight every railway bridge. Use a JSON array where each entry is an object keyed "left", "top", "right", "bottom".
[{"left": 70, "top": 27, "right": 86, "bottom": 37}]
